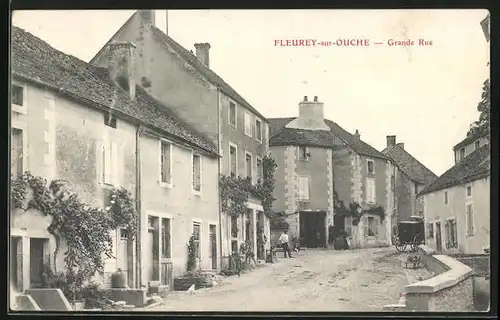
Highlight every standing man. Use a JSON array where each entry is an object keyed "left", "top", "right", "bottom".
[{"left": 279, "top": 229, "right": 293, "bottom": 258}]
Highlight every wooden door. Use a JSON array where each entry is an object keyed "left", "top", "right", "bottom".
[
  {"left": 209, "top": 225, "right": 217, "bottom": 270},
  {"left": 117, "top": 229, "right": 128, "bottom": 284},
  {"left": 29, "top": 238, "right": 44, "bottom": 288},
  {"left": 435, "top": 222, "right": 442, "bottom": 252},
  {"left": 10, "top": 237, "right": 22, "bottom": 291},
  {"left": 145, "top": 230, "right": 155, "bottom": 281}
]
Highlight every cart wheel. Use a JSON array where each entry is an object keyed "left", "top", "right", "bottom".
[
  {"left": 410, "top": 243, "right": 419, "bottom": 253},
  {"left": 395, "top": 243, "right": 406, "bottom": 252}
]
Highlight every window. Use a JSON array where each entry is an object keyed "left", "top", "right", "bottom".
[
  {"left": 256, "top": 157, "right": 263, "bottom": 183},
  {"left": 160, "top": 141, "right": 172, "bottom": 185},
  {"left": 229, "top": 144, "right": 237, "bottom": 177},
  {"left": 102, "top": 139, "right": 120, "bottom": 185},
  {"left": 366, "top": 178, "right": 376, "bottom": 203},
  {"left": 366, "top": 216, "right": 378, "bottom": 236},
  {"left": 11, "top": 128, "right": 23, "bottom": 178},
  {"left": 192, "top": 222, "right": 201, "bottom": 259},
  {"left": 192, "top": 154, "right": 201, "bottom": 192},
  {"left": 161, "top": 218, "right": 171, "bottom": 258},
  {"left": 459, "top": 148, "right": 465, "bottom": 161},
  {"left": 415, "top": 183, "right": 419, "bottom": 195},
  {"left": 104, "top": 113, "right": 117, "bottom": 128},
  {"left": 298, "top": 176, "right": 310, "bottom": 201},
  {"left": 298, "top": 146, "right": 309, "bottom": 161},
  {"left": 244, "top": 111, "right": 252, "bottom": 136},
  {"left": 466, "top": 185, "right": 472, "bottom": 197},
  {"left": 444, "top": 191, "right": 448, "bottom": 204},
  {"left": 466, "top": 204, "right": 475, "bottom": 236},
  {"left": 445, "top": 219, "right": 458, "bottom": 249},
  {"left": 475, "top": 140, "right": 480, "bottom": 150},
  {"left": 228, "top": 102, "right": 236, "bottom": 127},
  {"left": 231, "top": 215, "right": 238, "bottom": 238},
  {"left": 255, "top": 119, "right": 262, "bottom": 141},
  {"left": 12, "top": 85, "right": 24, "bottom": 106},
  {"left": 390, "top": 175, "right": 395, "bottom": 190},
  {"left": 426, "top": 223, "right": 434, "bottom": 239},
  {"left": 120, "top": 228, "right": 129, "bottom": 240},
  {"left": 245, "top": 152, "right": 252, "bottom": 180},
  {"left": 367, "top": 160, "right": 375, "bottom": 175}
]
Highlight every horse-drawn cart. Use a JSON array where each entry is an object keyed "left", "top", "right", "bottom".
[{"left": 393, "top": 217, "right": 425, "bottom": 253}]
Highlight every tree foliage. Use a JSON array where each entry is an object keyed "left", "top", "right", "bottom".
[{"left": 468, "top": 78, "right": 490, "bottom": 137}]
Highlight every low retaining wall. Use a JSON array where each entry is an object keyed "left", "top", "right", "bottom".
[
  {"left": 404, "top": 246, "right": 474, "bottom": 312},
  {"left": 25, "top": 288, "right": 73, "bottom": 311},
  {"left": 100, "top": 288, "right": 147, "bottom": 307}
]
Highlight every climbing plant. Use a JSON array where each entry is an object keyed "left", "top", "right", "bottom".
[
  {"left": 220, "top": 155, "right": 278, "bottom": 218},
  {"left": 261, "top": 156, "right": 278, "bottom": 218},
  {"left": 186, "top": 234, "right": 197, "bottom": 272},
  {"left": 333, "top": 189, "right": 385, "bottom": 226},
  {"left": 10, "top": 172, "right": 137, "bottom": 290}
]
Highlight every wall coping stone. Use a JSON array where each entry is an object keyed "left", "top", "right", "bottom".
[
  {"left": 418, "top": 244, "right": 436, "bottom": 256},
  {"left": 406, "top": 255, "right": 473, "bottom": 294}
]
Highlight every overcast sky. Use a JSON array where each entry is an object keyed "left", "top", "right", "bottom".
[{"left": 12, "top": 9, "right": 489, "bottom": 176}]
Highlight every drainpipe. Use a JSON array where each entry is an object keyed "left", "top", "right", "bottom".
[
  {"left": 216, "top": 86, "right": 223, "bottom": 269},
  {"left": 135, "top": 125, "right": 145, "bottom": 288}
]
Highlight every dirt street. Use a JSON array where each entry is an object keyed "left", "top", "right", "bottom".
[{"left": 143, "top": 247, "right": 409, "bottom": 312}]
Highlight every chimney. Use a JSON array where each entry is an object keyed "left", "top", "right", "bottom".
[
  {"left": 139, "top": 10, "right": 156, "bottom": 26},
  {"left": 354, "top": 130, "right": 360, "bottom": 140},
  {"left": 387, "top": 135, "right": 396, "bottom": 147},
  {"left": 108, "top": 41, "right": 137, "bottom": 99},
  {"left": 285, "top": 96, "right": 330, "bottom": 131},
  {"left": 397, "top": 142, "right": 405, "bottom": 149},
  {"left": 194, "top": 43, "right": 211, "bottom": 67}
]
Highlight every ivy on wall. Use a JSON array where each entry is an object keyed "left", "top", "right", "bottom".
[
  {"left": 333, "top": 189, "right": 385, "bottom": 226},
  {"left": 220, "top": 155, "right": 277, "bottom": 218},
  {"left": 10, "top": 172, "right": 136, "bottom": 289}
]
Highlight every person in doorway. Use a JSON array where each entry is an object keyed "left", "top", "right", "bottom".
[{"left": 279, "top": 229, "right": 293, "bottom": 258}]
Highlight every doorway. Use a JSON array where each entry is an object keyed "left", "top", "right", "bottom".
[
  {"left": 209, "top": 224, "right": 217, "bottom": 270},
  {"left": 10, "top": 237, "right": 22, "bottom": 291},
  {"left": 29, "top": 238, "right": 46, "bottom": 288},
  {"left": 299, "top": 211, "right": 326, "bottom": 248},
  {"left": 435, "top": 222, "right": 442, "bottom": 252}
]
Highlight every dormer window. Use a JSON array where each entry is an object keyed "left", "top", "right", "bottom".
[
  {"left": 475, "top": 140, "right": 480, "bottom": 150},
  {"left": 104, "top": 113, "right": 117, "bottom": 128},
  {"left": 459, "top": 147, "right": 465, "bottom": 161},
  {"left": 298, "top": 146, "right": 309, "bottom": 161}
]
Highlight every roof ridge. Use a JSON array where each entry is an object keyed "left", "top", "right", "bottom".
[{"left": 12, "top": 25, "right": 219, "bottom": 156}]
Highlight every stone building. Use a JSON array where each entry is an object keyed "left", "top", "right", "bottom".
[
  {"left": 89, "top": 10, "right": 271, "bottom": 262},
  {"left": 420, "top": 144, "right": 490, "bottom": 254},
  {"left": 269, "top": 96, "right": 394, "bottom": 249},
  {"left": 10, "top": 26, "right": 220, "bottom": 292},
  {"left": 382, "top": 135, "right": 437, "bottom": 225}
]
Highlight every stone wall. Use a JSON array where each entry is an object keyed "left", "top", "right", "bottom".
[{"left": 404, "top": 247, "right": 474, "bottom": 311}]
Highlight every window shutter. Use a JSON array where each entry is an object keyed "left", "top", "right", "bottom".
[{"left": 195, "top": 157, "right": 201, "bottom": 189}]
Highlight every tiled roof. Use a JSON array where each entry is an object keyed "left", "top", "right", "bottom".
[
  {"left": 382, "top": 144, "right": 438, "bottom": 185},
  {"left": 11, "top": 26, "right": 219, "bottom": 156},
  {"left": 419, "top": 144, "right": 490, "bottom": 195},
  {"left": 268, "top": 117, "right": 389, "bottom": 160},
  {"left": 453, "top": 129, "right": 489, "bottom": 150},
  {"left": 148, "top": 25, "right": 269, "bottom": 122}
]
